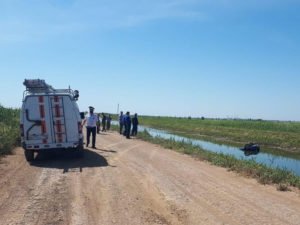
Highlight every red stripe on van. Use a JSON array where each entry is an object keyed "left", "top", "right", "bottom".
[
  {"left": 56, "top": 120, "right": 63, "bottom": 143},
  {"left": 55, "top": 104, "right": 60, "bottom": 117},
  {"left": 58, "top": 133, "right": 63, "bottom": 143},
  {"left": 41, "top": 121, "right": 47, "bottom": 134},
  {"left": 38, "top": 96, "right": 44, "bottom": 103},
  {"left": 39, "top": 105, "right": 45, "bottom": 118},
  {"left": 39, "top": 103, "right": 47, "bottom": 143},
  {"left": 56, "top": 120, "right": 62, "bottom": 133}
]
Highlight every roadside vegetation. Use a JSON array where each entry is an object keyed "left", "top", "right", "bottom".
[
  {"left": 138, "top": 130, "right": 300, "bottom": 191},
  {"left": 139, "top": 116, "right": 300, "bottom": 154},
  {"left": 0, "top": 105, "right": 20, "bottom": 156}
]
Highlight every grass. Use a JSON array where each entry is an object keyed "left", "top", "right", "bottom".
[
  {"left": 137, "top": 130, "right": 300, "bottom": 191},
  {"left": 0, "top": 105, "right": 20, "bottom": 156},
  {"left": 139, "top": 116, "right": 300, "bottom": 154}
]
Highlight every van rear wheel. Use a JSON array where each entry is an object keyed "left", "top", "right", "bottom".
[{"left": 24, "top": 149, "right": 34, "bottom": 162}]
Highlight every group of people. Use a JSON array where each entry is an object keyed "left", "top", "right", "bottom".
[
  {"left": 96, "top": 112, "right": 112, "bottom": 133},
  {"left": 119, "top": 111, "right": 139, "bottom": 139},
  {"left": 83, "top": 106, "right": 139, "bottom": 149}
]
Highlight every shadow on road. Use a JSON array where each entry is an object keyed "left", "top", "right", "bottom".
[{"left": 30, "top": 149, "right": 110, "bottom": 173}]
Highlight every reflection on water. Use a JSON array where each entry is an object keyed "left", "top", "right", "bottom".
[
  {"left": 112, "top": 121, "right": 300, "bottom": 176},
  {"left": 242, "top": 149, "right": 260, "bottom": 157}
]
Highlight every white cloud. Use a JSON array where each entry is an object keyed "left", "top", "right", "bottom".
[
  {"left": 0, "top": 0, "right": 298, "bottom": 43},
  {"left": 0, "top": 0, "right": 208, "bottom": 43}
]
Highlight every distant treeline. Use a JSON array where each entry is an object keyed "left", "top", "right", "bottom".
[{"left": 0, "top": 105, "right": 20, "bottom": 155}]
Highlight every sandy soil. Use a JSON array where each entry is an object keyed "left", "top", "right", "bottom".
[{"left": 1, "top": 132, "right": 300, "bottom": 225}]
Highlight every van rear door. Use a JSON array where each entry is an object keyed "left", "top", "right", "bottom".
[
  {"left": 23, "top": 95, "right": 53, "bottom": 145},
  {"left": 62, "top": 96, "right": 81, "bottom": 143}
]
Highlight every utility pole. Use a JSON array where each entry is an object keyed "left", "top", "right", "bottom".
[{"left": 117, "top": 103, "right": 119, "bottom": 115}]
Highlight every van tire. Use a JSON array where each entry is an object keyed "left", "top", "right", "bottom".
[{"left": 24, "top": 149, "right": 34, "bottom": 162}]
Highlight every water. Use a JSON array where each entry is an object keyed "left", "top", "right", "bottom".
[
  {"left": 141, "top": 126, "right": 300, "bottom": 176},
  {"left": 113, "top": 121, "right": 300, "bottom": 176}
]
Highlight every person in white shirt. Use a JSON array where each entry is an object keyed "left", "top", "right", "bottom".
[{"left": 83, "top": 106, "right": 98, "bottom": 148}]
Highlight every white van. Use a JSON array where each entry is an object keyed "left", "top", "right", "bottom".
[{"left": 20, "top": 79, "right": 84, "bottom": 162}]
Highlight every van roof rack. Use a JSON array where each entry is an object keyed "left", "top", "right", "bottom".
[
  {"left": 23, "top": 79, "right": 55, "bottom": 93},
  {"left": 23, "top": 79, "right": 79, "bottom": 100}
]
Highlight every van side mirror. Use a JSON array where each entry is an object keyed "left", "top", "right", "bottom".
[{"left": 80, "top": 112, "right": 85, "bottom": 119}]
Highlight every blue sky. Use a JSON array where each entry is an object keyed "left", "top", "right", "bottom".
[{"left": 0, "top": 0, "right": 299, "bottom": 121}]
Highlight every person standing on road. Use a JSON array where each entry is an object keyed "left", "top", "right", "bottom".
[
  {"left": 83, "top": 106, "right": 98, "bottom": 149},
  {"left": 101, "top": 113, "right": 107, "bottom": 132},
  {"left": 131, "top": 113, "right": 139, "bottom": 136},
  {"left": 107, "top": 114, "right": 112, "bottom": 131},
  {"left": 96, "top": 113, "right": 101, "bottom": 134},
  {"left": 122, "top": 113, "right": 127, "bottom": 136},
  {"left": 125, "top": 111, "right": 131, "bottom": 139},
  {"left": 119, "top": 111, "right": 124, "bottom": 134}
]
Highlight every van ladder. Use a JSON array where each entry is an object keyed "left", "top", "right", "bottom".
[{"left": 50, "top": 96, "right": 67, "bottom": 143}]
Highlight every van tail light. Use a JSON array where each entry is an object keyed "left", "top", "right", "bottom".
[
  {"left": 20, "top": 124, "right": 24, "bottom": 137},
  {"left": 78, "top": 122, "right": 82, "bottom": 134}
]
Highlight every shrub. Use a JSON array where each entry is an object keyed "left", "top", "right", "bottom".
[{"left": 0, "top": 105, "right": 20, "bottom": 155}]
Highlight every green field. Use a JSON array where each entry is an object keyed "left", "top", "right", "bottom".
[
  {"left": 0, "top": 105, "right": 20, "bottom": 155},
  {"left": 139, "top": 116, "right": 300, "bottom": 154}
]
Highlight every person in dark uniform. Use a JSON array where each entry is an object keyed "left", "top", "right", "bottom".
[
  {"left": 125, "top": 111, "right": 131, "bottom": 139},
  {"left": 122, "top": 113, "right": 127, "bottom": 136},
  {"left": 96, "top": 113, "right": 101, "bottom": 134},
  {"left": 107, "top": 114, "right": 112, "bottom": 131},
  {"left": 101, "top": 113, "right": 107, "bottom": 132},
  {"left": 119, "top": 111, "right": 124, "bottom": 134},
  {"left": 83, "top": 106, "right": 98, "bottom": 148},
  {"left": 131, "top": 113, "right": 139, "bottom": 136}
]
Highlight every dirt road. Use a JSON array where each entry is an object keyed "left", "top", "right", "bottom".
[{"left": 1, "top": 132, "right": 300, "bottom": 225}]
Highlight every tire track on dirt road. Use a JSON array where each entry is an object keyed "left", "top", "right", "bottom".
[
  {"left": 1, "top": 132, "right": 300, "bottom": 225},
  {"left": 0, "top": 154, "right": 71, "bottom": 225},
  {"left": 98, "top": 133, "right": 300, "bottom": 225}
]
